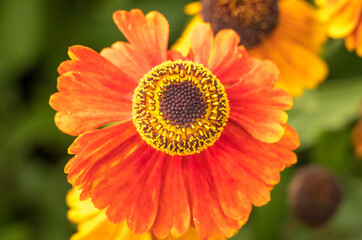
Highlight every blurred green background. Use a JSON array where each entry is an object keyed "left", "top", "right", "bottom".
[{"left": 0, "top": 0, "right": 361, "bottom": 240}]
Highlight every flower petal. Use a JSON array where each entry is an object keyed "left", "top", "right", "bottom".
[
  {"left": 250, "top": 36, "right": 328, "bottom": 96},
  {"left": 204, "top": 147, "right": 252, "bottom": 221},
  {"left": 101, "top": 41, "right": 152, "bottom": 83},
  {"left": 67, "top": 189, "right": 152, "bottom": 240},
  {"left": 248, "top": 0, "right": 328, "bottom": 96},
  {"left": 185, "top": 154, "right": 240, "bottom": 239},
  {"left": 52, "top": 46, "right": 136, "bottom": 135},
  {"left": 212, "top": 121, "right": 299, "bottom": 206},
  {"left": 167, "top": 49, "right": 188, "bottom": 61},
  {"left": 101, "top": 147, "right": 165, "bottom": 234},
  {"left": 209, "top": 30, "right": 252, "bottom": 85},
  {"left": 113, "top": 9, "right": 169, "bottom": 67},
  {"left": 66, "top": 121, "right": 166, "bottom": 234},
  {"left": 152, "top": 156, "right": 190, "bottom": 239},
  {"left": 190, "top": 23, "right": 214, "bottom": 66},
  {"left": 65, "top": 121, "right": 139, "bottom": 189},
  {"left": 327, "top": 0, "right": 362, "bottom": 38},
  {"left": 226, "top": 60, "right": 292, "bottom": 143},
  {"left": 50, "top": 72, "right": 132, "bottom": 136}
]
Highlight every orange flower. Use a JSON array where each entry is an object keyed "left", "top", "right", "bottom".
[
  {"left": 174, "top": 0, "right": 328, "bottom": 97},
  {"left": 316, "top": 0, "right": 362, "bottom": 56},
  {"left": 50, "top": 9, "right": 299, "bottom": 240}
]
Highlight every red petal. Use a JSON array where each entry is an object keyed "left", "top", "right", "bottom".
[
  {"left": 204, "top": 147, "right": 252, "bottom": 221},
  {"left": 50, "top": 72, "right": 132, "bottom": 136},
  {"left": 209, "top": 30, "right": 251, "bottom": 85},
  {"left": 212, "top": 121, "right": 299, "bottom": 206},
  {"left": 152, "top": 156, "right": 190, "bottom": 239},
  {"left": 52, "top": 46, "right": 136, "bottom": 136},
  {"left": 228, "top": 59, "right": 280, "bottom": 91},
  {"left": 113, "top": 10, "right": 169, "bottom": 67},
  {"left": 226, "top": 60, "right": 292, "bottom": 143},
  {"left": 101, "top": 41, "right": 153, "bottom": 84},
  {"left": 100, "top": 148, "right": 165, "bottom": 234},
  {"left": 211, "top": 142, "right": 273, "bottom": 207},
  {"left": 185, "top": 154, "right": 240, "bottom": 239},
  {"left": 58, "top": 46, "right": 136, "bottom": 91},
  {"left": 167, "top": 49, "right": 188, "bottom": 61},
  {"left": 65, "top": 121, "right": 166, "bottom": 234},
  {"left": 189, "top": 23, "right": 213, "bottom": 66},
  {"left": 65, "top": 121, "right": 138, "bottom": 188}
]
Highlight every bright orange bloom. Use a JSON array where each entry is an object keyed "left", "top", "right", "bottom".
[
  {"left": 316, "top": 0, "right": 362, "bottom": 56},
  {"left": 50, "top": 9, "right": 299, "bottom": 240}
]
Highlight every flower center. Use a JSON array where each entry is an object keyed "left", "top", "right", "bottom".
[
  {"left": 201, "top": 0, "right": 279, "bottom": 48},
  {"left": 132, "top": 60, "right": 229, "bottom": 156}
]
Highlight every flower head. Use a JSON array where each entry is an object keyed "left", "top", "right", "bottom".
[
  {"left": 316, "top": 0, "right": 362, "bottom": 57},
  {"left": 288, "top": 165, "right": 342, "bottom": 227},
  {"left": 174, "top": 0, "right": 328, "bottom": 96},
  {"left": 50, "top": 9, "right": 299, "bottom": 239}
]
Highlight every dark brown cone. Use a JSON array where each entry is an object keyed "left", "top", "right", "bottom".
[
  {"left": 288, "top": 165, "right": 343, "bottom": 228},
  {"left": 201, "top": 0, "right": 279, "bottom": 48}
]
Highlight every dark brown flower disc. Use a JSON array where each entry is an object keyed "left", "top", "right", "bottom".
[
  {"left": 288, "top": 165, "right": 343, "bottom": 227},
  {"left": 201, "top": 0, "right": 279, "bottom": 48}
]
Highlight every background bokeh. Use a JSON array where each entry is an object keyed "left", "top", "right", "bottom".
[{"left": 0, "top": 0, "right": 362, "bottom": 240}]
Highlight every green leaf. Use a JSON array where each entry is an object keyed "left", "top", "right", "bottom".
[
  {"left": 310, "top": 125, "right": 355, "bottom": 173},
  {"left": 288, "top": 77, "right": 362, "bottom": 149}
]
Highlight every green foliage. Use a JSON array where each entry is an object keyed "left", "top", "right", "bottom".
[{"left": 288, "top": 77, "right": 362, "bottom": 150}]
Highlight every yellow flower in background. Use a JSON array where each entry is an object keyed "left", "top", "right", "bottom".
[
  {"left": 316, "top": 0, "right": 362, "bottom": 57},
  {"left": 174, "top": 0, "right": 329, "bottom": 97},
  {"left": 67, "top": 189, "right": 227, "bottom": 240}
]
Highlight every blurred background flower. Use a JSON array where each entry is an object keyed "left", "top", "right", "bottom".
[
  {"left": 173, "top": 0, "right": 329, "bottom": 96},
  {"left": 316, "top": 0, "right": 362, "bottom": 56},
  {"left": 0, "top": 0, "right": 362, "bottom": 240}
]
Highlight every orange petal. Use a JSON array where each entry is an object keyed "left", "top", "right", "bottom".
[
  {"left": 101, "top": 41, "right": 153, "bottom": 83},
  {"left": 185, "top": 155, "right": 240, "bottom": 239},
  {"left": 213, "top": 121, "right": 298, "bottom": 205},
  {"left": 209, "top": 29, "right": 240, "bottom": 71},
  {"left": 152, "top": 156, "right": 190, "bottom": 239},
  {"left": 167, "top": 49, "right": 187, "bottom": 61},
  {"left": 51, "top": 45, "right": 137, "bottom": 135},
  {"left": 50, "top": 72, "right": 133, "bottom": 136},
  {"left": 100, "top": 148, "right": 164, "bottom": 234},
  {"left": 67, "top": 189, "right": 152, "bottom": 240},
  {"left": 226, "top": 60, "right": 292, "bottom": 143},
  {"left": 204, "top": 148, "right": 252, "bottom": 221},
  {"left": 65, "top": 121, "right": 139, "bottom": 188},
  {"left": 209, "top": 30, "right": 252, "bottom": 85},
  {"left": 113, "top": 10, "right": 169, "bottom": 67},
  {"left": 190, "top": 23, "right": 214, "bottom": 66},
  {"left": 58, "top": 46, "right": 137, "bottom": 87},
  {"left": 211, "top": 142, "right": 273, "bottom": 207},
  {"left": 66, "top": 121, "right": 167, "bottom": 234}
]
